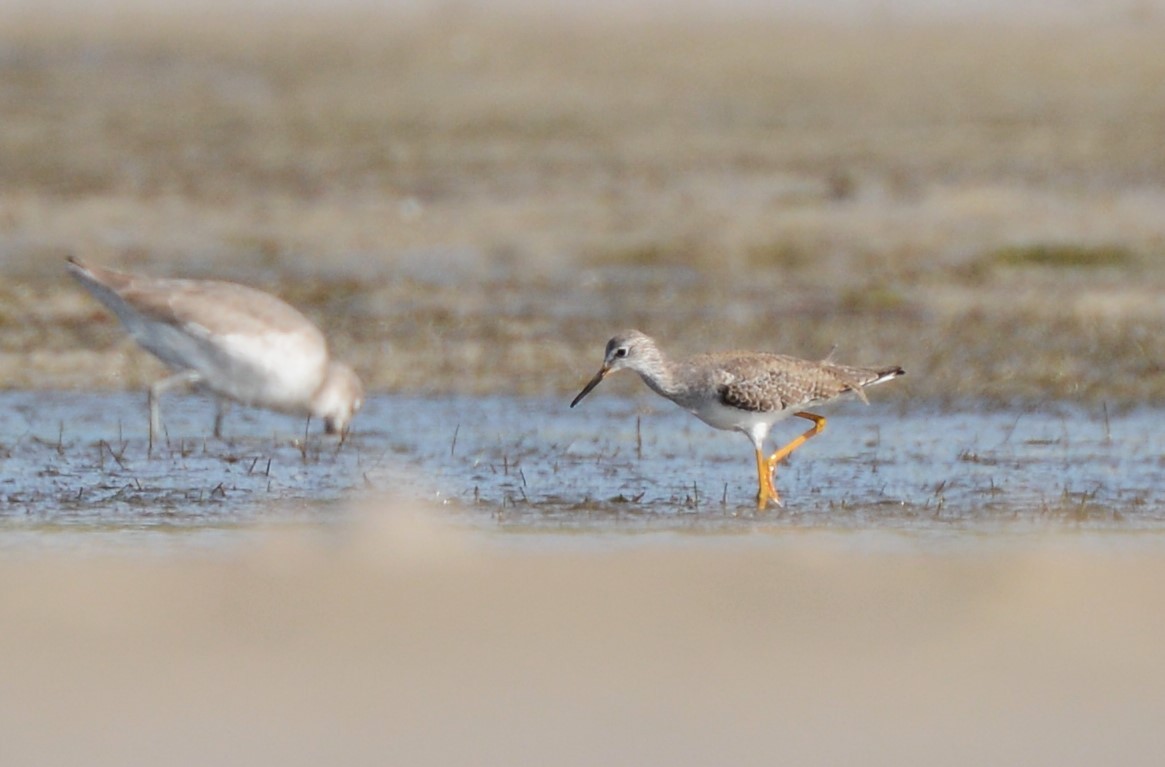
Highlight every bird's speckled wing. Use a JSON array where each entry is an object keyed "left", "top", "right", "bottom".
[{"left": 699, "top": 352, "right": 899, "bottom": 414}]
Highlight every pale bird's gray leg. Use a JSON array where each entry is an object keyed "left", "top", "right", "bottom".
[
  {"left": 148, "top": 370, "right": 201, "bottom": 457},
  {"left": 213, "top": 398, "right": 231, "bottom": 439}
]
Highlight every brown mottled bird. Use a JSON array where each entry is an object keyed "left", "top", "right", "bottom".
[{"left": 570, "top": 330, "right": 903, "bottom": 508}]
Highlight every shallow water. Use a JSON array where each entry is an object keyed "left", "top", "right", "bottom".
[{"left": 2, "top": 391, "right": 1164, "bottom": 547}]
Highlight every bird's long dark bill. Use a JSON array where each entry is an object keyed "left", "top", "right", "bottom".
[{"left": 570, "top": 368, "right": 608, "bottom": 408}]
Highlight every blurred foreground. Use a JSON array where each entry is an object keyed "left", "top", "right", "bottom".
[{"left": 2, "top": 508, "right": 1164, "bottom": 765}]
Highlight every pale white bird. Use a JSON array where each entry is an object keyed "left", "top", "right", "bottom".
[{"left": 67, "top": 256, "right": 363, "bottom": 453}]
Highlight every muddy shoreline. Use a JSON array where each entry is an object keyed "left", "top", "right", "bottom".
[{"left": 3, "top": 11, "right": 1165, "bottom": 403}]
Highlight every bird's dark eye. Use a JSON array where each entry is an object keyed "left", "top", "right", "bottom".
[{"left": 614, "top": 347, "right": 628, "bottom": 358}]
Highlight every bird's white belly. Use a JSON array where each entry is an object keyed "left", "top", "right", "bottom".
[
  {"left": 687, "top": 397, "right": 792, "bottom": 435},
  {"left": 209, "top": 332, "right": 326, "bottom": 409},
  {"left": 129, "top": 317, "right": 327, "bottom": 412}
]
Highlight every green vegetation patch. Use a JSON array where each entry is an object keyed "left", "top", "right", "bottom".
[
  {"left": 838, "top": 283, "right": 910, "bottom": 314},
  {"left": 745, "top": 240, "right": 813, "bottom": 269},
  {"left": 987, "top": 243, "right": 1136, "bottom": 269}
]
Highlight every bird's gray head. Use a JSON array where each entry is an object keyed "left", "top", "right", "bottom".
[
  {"left": 313, "top": 361, "right": 364, "bottom": 437},
  {"left": 570, "top": 330, "right": 660, "bottom": 407}
]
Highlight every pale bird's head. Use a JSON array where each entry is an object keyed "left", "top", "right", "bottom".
[{"left": 313, "top": 361, "right": 364, "bottom": 437}]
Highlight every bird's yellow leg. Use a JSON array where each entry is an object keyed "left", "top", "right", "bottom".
[
  {"left": 755, "top": 446, "right": 781, "bottom": 509},
  {"left": 766, "top": 412, "right": 827, "bottom": 472}
]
